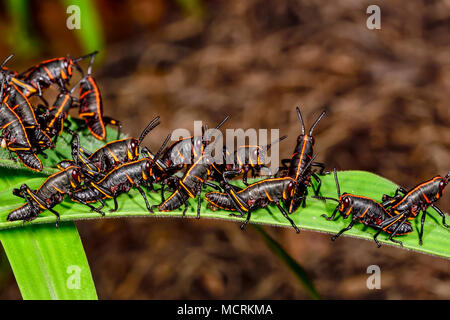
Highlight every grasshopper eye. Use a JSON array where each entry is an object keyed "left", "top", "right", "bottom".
[
  {"left": 287, "top": 181, "right": 294, "bottom": 196},
  {"left": 145, "top": 161, "right": 151, "bottom": 175},
  {"left": 65, "top": 60, "right": 72, "bottom": 75},
  {"left": 252, "top": 149, "right": 259, "bottom": 162},
  {"left": 342, "top": 197, "right": 350, "bottom": 210},
  {"left": 72, "top": 168, "right": 81, "bottom": 184},
  {"left": 130, "top": 139, "right": 139, "bottom": 157},
  {"left": 439, "top": 180, "right": 446, "bottom": 194}
]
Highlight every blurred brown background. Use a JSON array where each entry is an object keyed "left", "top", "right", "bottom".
[{"left": 0, "top": 0, "right": 449, "bottom": 299}]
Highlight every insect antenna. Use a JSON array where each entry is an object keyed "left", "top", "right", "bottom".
[
  {"left": 296, "top": 107, "right": 305, "bottom": 135},
  {"left": 312, "top": 167, "right": 340, "bottom": 203},
  {"left": 265, "top": 135, "right": 287, "bottom": 151},
  {"left": 333, "top": 168, "right": 341, "bottom": 198},
  {"left": 86, "top": 52, "right": 98, "bottom": 76},
  {"left": 154, "top": 133, "right": 171, "bottom": 162},
  {"left": 297, "top": 154, "right": 317, "bottom": 180},
  {"left": 72, "top": 51, "right": 99, "bottom": 63},
  {"left": 312, "top": 196, "right": 339, "bottom": 203},
  {"left": 1, "top": 54, "right": 14, "bottom": 68},
  {"left": 138, "top": 116, "right": 161, "bottom": 145},
  {"left": 203, "top": 115, "right": 229, "bottom": 151},
  {"left": 309, "top": 110, "right": 326, "bottom": 136},
  {"left": 215, "top": 115, "right": 229, "bottom": 130}
]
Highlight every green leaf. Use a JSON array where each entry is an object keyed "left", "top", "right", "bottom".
[
  {"left": 0, "top": 117, "right": 109, "bottom": 300},
  {"left": 252, "top": 225, "right": 320, "bottom": 299},
  {"left": 0, "top": 222, "right": 97, "bottom": 300},
  {"left": 0, "top": 168, "right": 98, "bottom": 299},
  {"left": 0, "top": 168, "right": 448, "bottom": 258}
]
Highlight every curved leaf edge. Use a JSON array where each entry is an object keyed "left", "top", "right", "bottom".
[{"left": 0, "top": 170, "right": 448, "bottom": 259}]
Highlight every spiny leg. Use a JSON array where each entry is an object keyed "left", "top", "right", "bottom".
[
  {"left": 204, "top": 181, "right": 222, "bottom": 192},
  {"left": 97, "top": 198, "right": 106, "bottom": 211},
  {"left": 71, "top": 194, "right": 104, "bottom": 216},
  {"left": 382, "top": 187, "right": 407, "bottom": 206},
  {"left": 160, "top": 184, "right": 166, "bottom": 202},
  {"left": 242, "top": 169, "right": 249, "bottom": 186},
  {"left": 19, "top": 184, "right": 61, "bottom": 227},
  {"left": 331, "top": 219, "right": 356, "bottom": 241},
  {"left": 223, "top": 169, "right": 242, "bottom": 183},
  {"left": 372, "top": 214, "right": 406, "bottom": 248},
  {"left": 17, "top": 185, "right": 40, "bottom": 216},
  {"left": 109, "top": 198, "right": 118, "bottom": 213},
  {"left": 47, "top": 207, "right": 61, "bottom": 228},
  {"left": 373, "top": 229, "right": 383, "bottom": 248},
  {"left": 240, "top": 210, "right": 252, "bottom": 230},
  {"left": 431, "top": 204, "right": 449, "bottom": 228},
  {"left": 250, "top": 167, "right": 256, "bottom": 179},
  {"left": 223, "top": 187, "right": 248, "bottom": 218},
  {"left": 196, "top": 189, "right": 202, "bottom": 219},
  {"left": 136, "top": 185, "right": 153, "bottom": 213},
  {"left": 387, "top": 215, "right": 409, "bottom": 247},
  {"left": 419, "top": 210, "right": 426, "bottom": 246},
  {"left": 182, "top": 202, "right": 188, "bottom": 218},
  {"left": 275, "top": 201, "right": 300, "bottom": 233},
  {"left": 381, "top": 195, "right": 402, "bottom": 208},
  {"left": 312, "top": 162, "right": 326, "bottom": 175},
  {"left": 322, "top": 205, "right": 339, "bottom": 221},
  {"left": 19, "top": 184, "right": 45, "bottom": 212},
  {"left": 311, "top": 172, "right": 322, "bottom": 196}
]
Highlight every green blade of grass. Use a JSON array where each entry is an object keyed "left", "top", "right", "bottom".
[
  {"left": 252, "top": 225, "right": 320, "bottom": 299},
  {"left": 176, "top": 0, "right": 204, "bottom": 18},
  {"left": 0, "top": 170, "right": 448, "bottom": 258},
  {"left": 0, "top": 118, "right": 106, "bottom": 300},
  {"left": 0, "top": 168, "right": 98, "bottom": 299},
  {"left": 4, "top": 0, "right": 41, "bottom": 57},
  {"left": 61, "top": 0, "right": 105, "bottom": 57},
  {"left": 0, "top": 222, "right": 97, "bottom": 300}
]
